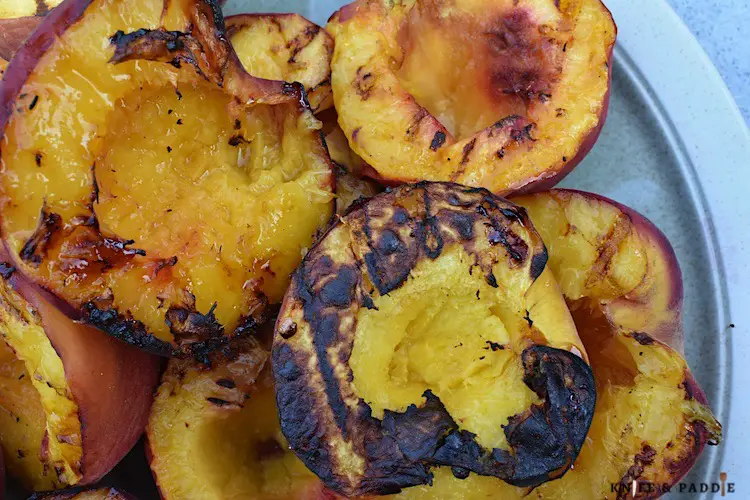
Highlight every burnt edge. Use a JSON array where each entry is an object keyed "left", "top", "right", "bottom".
[
  {"left": 19, "top": 205, "right": 62, "bottom": 266},
  {"left": 83, "top": 299, "right": 268, "bottom": 361},
  {"left": 274, "top": 182, "right": 596, "bottom": 496},
  {"left": 17, "top": 204, "right": 262, "bottom": 359},
  {"left": 631, "top": 331, "right": 655, "bottom": 346},
  {"left": 110, "top": 0, "right": 229, "bottom": 84},
  {"left": 82, "top": 303, "right": 174, "bottom": 357}
]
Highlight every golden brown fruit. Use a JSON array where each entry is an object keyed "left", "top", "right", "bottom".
[
  {"left": 0, "top": 251, "right": 160, "bottom": 491},
  {"left": 1, "top": 57, "right": 7, "bottom": 77},
  {"left": 273, "top": 182, "right": 596, "bottom": 496},
  {"left": 28, "top": 487, "right": 134, "bottom": 500},
  {"left": 513, "top": 189, "right": 719, "bottom": 497},
  {"left": 147, "top": 339, "right": 336, "bottom": 500},
  {"left": 227, "top": 13, "right": 334, "bottom": 113},
  {"left": 0, "top": 0, "right": 335, "bottom": 359},
  {"left": 515, "top": 189, "right": 685, "bottom": 351},
  {"left": 390, "top": 189, "right": 721, "bottom": 498},
  {"left": 327, "top": 0, "right": 615, "bottom": 194}
]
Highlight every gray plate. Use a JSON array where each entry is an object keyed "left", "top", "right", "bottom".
[{"left": 10, "top": 0, "right": 750, "bottom": 498}]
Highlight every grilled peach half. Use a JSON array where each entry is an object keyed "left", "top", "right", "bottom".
[
  {"left": 0, "top": 250, "right": 159, "bottom": 492},
  {"left": 0, "top": 0, "right": 334, "bottom": 359},
  {"left": 147, "top": 339, "right": 336, "bottom": 500},
  {"left": 513, "top": 189, "right": 720, "bottom": 496},
  {"left": 387, "top": 190, "right": 721, "bottom": 498},
  {"left": 515, "top": 190, "right": 686, "bottom": 350},
  {"left": 273, "top": 182, "right": 596, "bottom": 496},
  {"left": 327, "top": 0, "right": 615, "bottom": 194},
  {"left": 227, "top": 13, "right": 333, "bottom": 113}
]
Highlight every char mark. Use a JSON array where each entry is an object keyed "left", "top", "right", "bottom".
[{"left": 430, "top": 131, "right": 447, "bottom": 151}]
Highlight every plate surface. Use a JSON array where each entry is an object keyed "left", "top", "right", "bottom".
[{"left": 8, "top": 0, "right": 750, "bottom": 498}]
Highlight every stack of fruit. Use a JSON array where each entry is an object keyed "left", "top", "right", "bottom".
[{"left": 0, "top": 0, "right": 721, "bottom": 499}]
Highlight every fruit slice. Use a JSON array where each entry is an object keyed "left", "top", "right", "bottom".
[
  {"left": 147, "top": 338, "right": 335, "bottom": 500},
  {"left": 29, "top": 487, "right": 134, "bottom": 500},
  {"left": 391, "top": 189, "right": 721, "bottom": 498},
  {"left": 513, "top": 189, "right": 720, "bottom": 495},
  {"left": 327, "top": 0, "right": 615, "bottom": 194},
  {"left": 227, "top": 13, "right": 334, "bottom": 113},
  {"left": 0, "top": 250, "right": 160, "bottom": 491},
  {"left": 0, "top": 0, "right": 335, "bottom": 359},
  {"left": 273, "top": 182, "right": 596, "bottom": 496}
]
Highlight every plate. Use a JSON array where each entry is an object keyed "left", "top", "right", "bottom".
[{"left": 9, "top": 0, "right": 750, "bottom": 498}]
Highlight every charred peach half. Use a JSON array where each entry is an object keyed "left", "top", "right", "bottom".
[
  {"left": 147, "top": 339, "right": 335, "bottom": 500},
  {"left": 0, "top": 251, "right": 160, "bottom": 492},
  {"left": 28, "top": 487, "right": 134, "bottom": 500},
  {"left": 226, "top": 13, "right": 334, "bottom": 113},
  {"left": 0, "top": 0, "right": 334, "bottom": 359},
  {"left": 273, "top": 182, "right": 596, "bottom": 496},
  {"left": 327, "top": 0, "right": 615, "bottom": 194},
  {"left": 381, "top": 190, "right": 721, "bottom": 499}
]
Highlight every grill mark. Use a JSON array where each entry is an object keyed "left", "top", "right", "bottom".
[
  {"left": 354, "top": 66, "right": 376, "bottom": 100},
  {"left": 287, "top": 24, "right": 321, "bottom": 64},
  {"left": 35, "top": 0, "right": 50, "bottom": 16},
  {"left": 460, "top": 138, "right": 477, "bottom": 165},
  {"left": 585, "top": 213, "right": 633, "bottom": 288},
  {"left": 406, "top": 108, "right": 429, "bottom": 137},
  {"left": 19, "top": 206, "right": 62, "bottom": 266},
  {"left": 215, "top": 378, "right": 236, "bottom": 389},
  {"left": 430, "top": 131, "right": 447, "bottom": 151}
]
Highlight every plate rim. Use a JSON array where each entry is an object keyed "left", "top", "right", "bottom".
[{"left": 608, "top": 0, "right": 750, "bottom": 492}]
